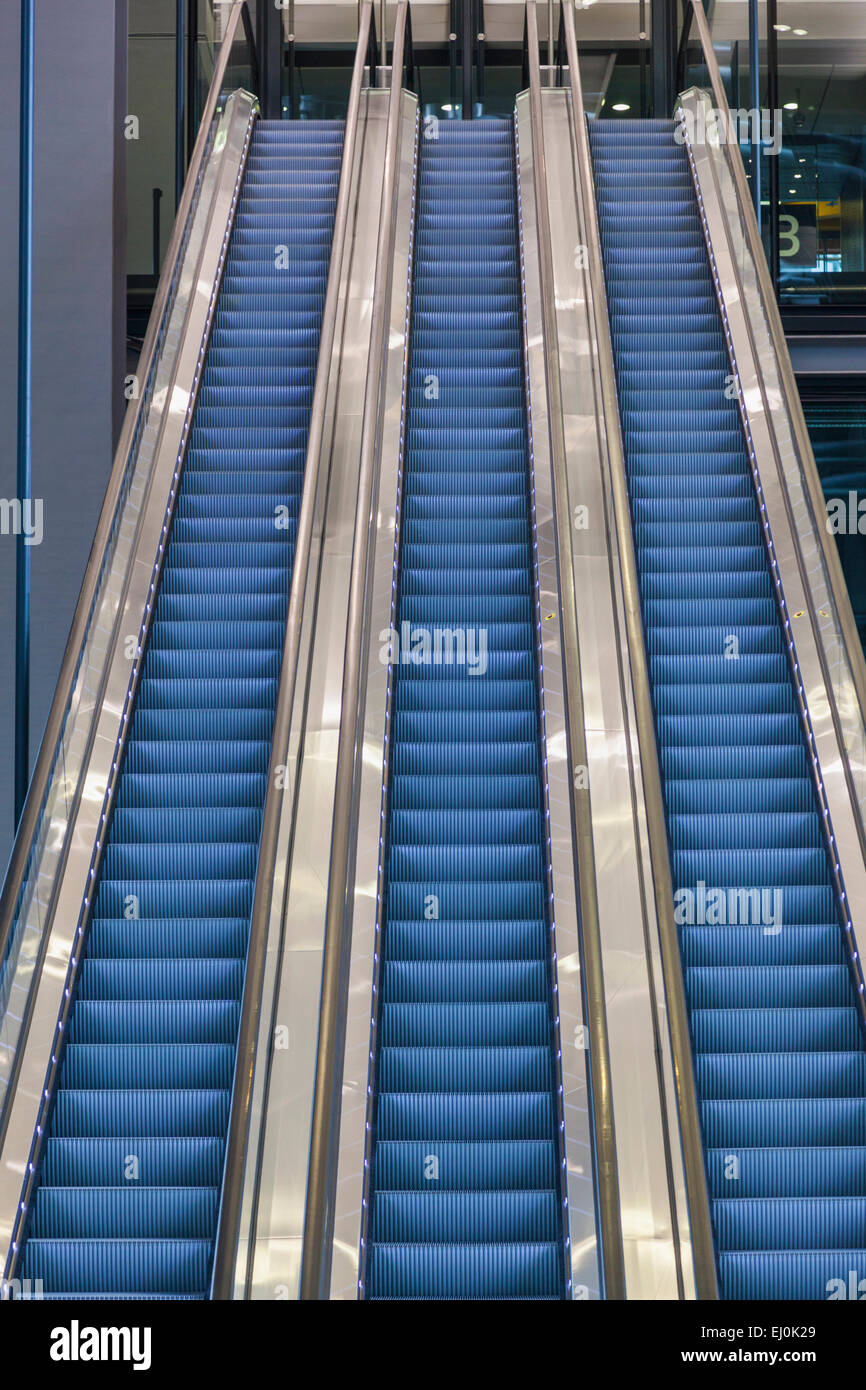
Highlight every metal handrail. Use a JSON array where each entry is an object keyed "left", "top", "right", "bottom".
[
  {"left": 685, "top": 0, "right": 866, "bottom": 751},
  {"left": 210, "top": 1, "right": 376, "bottom": 1299},
  {"left": 0, "top": 0, "right": 256, "bottom": 1103},
  {"left": 561, "top": 0, "right": 720, "bottom": 1299},
  {"left": 525, "top": 0, "right": 625, "bottom": 1301},
  {"left": 298, "top": 0, "right": 410, "bottom": 1302}
]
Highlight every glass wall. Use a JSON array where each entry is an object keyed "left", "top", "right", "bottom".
[
  {"left": 803, "top": 395, "right": 866, "bottom": 649},
  {"left": 774, "top": 8, "right": 866, "bottom": 308},
  {"left": 683, "top": 0, "right": 866, "bottom": 309}
]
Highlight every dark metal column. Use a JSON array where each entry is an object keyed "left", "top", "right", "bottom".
[
  {"left": 461, "top": 0, "right": 472, "bottom": 118},
  {"left": 175, "top": 0, "right": 186, "bottom": 208},
  {"left": 285, "top": 0, "right": 296, "bottom": 120},
  {"left": 186, "top": 0, "right": 198, "bottom": 164},
  {"left": 257, "top": 0, "right": 282, "bottom": 119},
  {"left": 112, "top": 0, "right": 128, "bottom": 448},
  {"left": 15, "top": 0, "right": 34, "bottom": 826},
  {"left": 650, "top": 0, "right": 677, "bottom": 118},
  {"left": 449, "top": 0, "right": 457, "bottom": 110},
  {"left": 748, "top": 0, "right": 762, "bottom": 233},
  {"left": 766, "top": 0, "right": 780, "bottom": 291}
]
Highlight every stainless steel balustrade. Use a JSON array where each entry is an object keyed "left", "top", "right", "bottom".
[
  {"left": 211, "top": 0, "right": 381, "bottom": 1300},
  {"left": 557, "top": 0, "right": 722, "bottom": 1301},
  {"left": 211, "top": 2, "right": 421, "bottom": 1302},
  {"left": 326, "top": 86, "right": 418, "bottom": 1301},
  {"left": 299, "top": 0, "right": 415, "bottom": 1302},
  {"left": 521, "top": 0, "right": 616, "bottom": 1301}
]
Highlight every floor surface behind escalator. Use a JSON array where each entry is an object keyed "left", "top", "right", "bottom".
[
  {"left": 365, "top": 120, "right": 566, "bottom": 1301},
  {"left": 18, "top": 119, "right": 343, "bottom": 1299}
]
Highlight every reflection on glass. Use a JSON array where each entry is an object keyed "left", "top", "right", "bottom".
[
  {"left": 804, "top": 399, "right": 866, "bottom": 650},
  {"left": 292, "top": 68, "right": 354, "bottom": 121},
  {"left": 683, "top": 0, "right": 866, "bottom": 307},
  {"left": 773, "top": 67, "right": 866, "bottom": 306}
]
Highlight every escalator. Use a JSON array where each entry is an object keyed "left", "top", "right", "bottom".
[
  {"left": 589, "top": 117, "right": 866, "bottom": 1300},
  {"left": 10, "top": 0, "right": 866, "bottom": 1308},
  {"left": 364, "top": 120, "right": 566, "bottom": 1301},
  {"left": 17, "top": 119, "right": 344, "bottom": 1299}
]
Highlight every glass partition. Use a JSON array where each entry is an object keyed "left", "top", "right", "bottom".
[
  {"left": 803, "top": 396, "right": 866, "bottom": 649},
  {"left": 128, "top": 1, "right": 230, "bottom": 284},
  {"left": 294, "top": 66, "right": 356, "bottom": 120},
  {"left": 775, "top": 51, "right": 866, "bottom": 307},
  {"left": 681, "top": 0, "right": 866, "bottom": 308},
  {"left": 572, "top": 0, "right": 652, "bottom": 119}
]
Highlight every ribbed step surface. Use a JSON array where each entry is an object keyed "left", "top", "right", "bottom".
[
  {"left": 366, "top": 122, "right": 564, "bottom": 1301},
  {"left": 589, "top": 117, "right": 866, "bottom": 1301},
  {"left": 19, "top": 119, "right": 343, "bottom": 1299}
]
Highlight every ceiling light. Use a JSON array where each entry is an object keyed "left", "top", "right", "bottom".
[
  {"left": 793, "top": 29, "right": 808, "bottom": 36},
  {"left": 794, "top": 173, "right": 802, "bottom": 179},
  {"left": 783, "top": 101, "right": 798, "bottom": 110},
  {"left": 612, "top": 103, "right": 630, "bottom": 112},
  {"left": 774, "top": 23, "right": 791, "bottom": 31},
  {"left": 789, "top": 188, "right": 797, "bottom": 194}
]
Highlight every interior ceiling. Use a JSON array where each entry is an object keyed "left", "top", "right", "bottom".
[
  {"left": 287, "top": 0, "right": 866, "bottom": 47},
  {"left": 713, "top": 1, "right": 866, "bottom": 44},
  {"left": 288, "top": 1, "right": 648, "bottom": 46},
  {"left": 229, "top": 0, "right": 866, "bottom": 74}
]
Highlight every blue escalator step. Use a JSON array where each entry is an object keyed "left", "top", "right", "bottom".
[
  {"left": 367, "top": 1242, "right": 561, "bottom": 1300},
  {"left": 379, "top": 1002, "right": 550, "bottom": 1047},
  {"left": 371, "top": 1190, "right": 560, "bottom": 1241},
  {"left": 373, "top": 1140, "right": 557, "bottom": 1190},
  {"left": 719, "top": 1250, "right": 866, "bottom": 1302},
  {"left": 22, "top": 1240, "right": 212, "bottom": 1298},
  {"left": 41, "top": 1138, "right": 225, "bottom": 1188},
  {"left": 29, "top": 1188, "right": 219, "bottom": 1240},
  {"left": 706, "top": 1146, "right": 866, "bottom": 1198}
]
